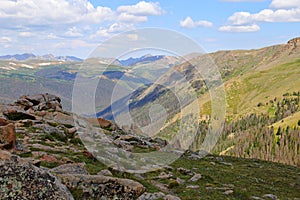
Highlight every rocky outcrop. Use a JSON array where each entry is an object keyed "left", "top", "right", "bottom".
[
  {"left": 0, "top": 152, "right": 74, "bottom": 200},
  {"left": 56, "top": 174, "right": 145, "bottom": 199},
  {"left": 287, "top": 37, "right": 300, "bottom": 49},
  {"left": 113, "top": 134, "right": 167, "bottom": 152},
  {"left": 15, "top": 93, "right": 62, "bottom": 112},
  {"left": 0, "top": 93, "right": 169, "bottom": 199},
  {"left": 0, "top": 118, "right": 16, "bottom": 150}
]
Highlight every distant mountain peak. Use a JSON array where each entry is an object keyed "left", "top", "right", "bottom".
[
  {"left": 0, "top": 53, "right": 36, "bottom": 61},
  {"left": 0, "top": 53, "right": 82, "bottom": 62},
  {"left": 119, "top": 54, "right": 165, "bottom": 66}
]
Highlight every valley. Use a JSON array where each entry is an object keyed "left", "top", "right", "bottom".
[{"left": 0, "top": 38, "right": 300, "bottom": 199}]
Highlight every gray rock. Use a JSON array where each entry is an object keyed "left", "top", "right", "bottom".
[
  {"left": 97, "top": 169, "right": 113, "bottom": 176},
  {"left": 177, "top": 167, "right": 194, "bottom": 176},
  {"left": 137, "top": 192, "right": 165, "bottom": 200},
  {"left": 50, "top": 163, "right": 88, "bottom": 175},
  {"left": 176, "top": 177, "right": 185, "bottom": 184},
  {"left": 158, "top": 171, "right": 174, "bottom": 179},
  {"left": 220, "top": 162, "right": 233, "bottom": 166},
  {"left": 134, "top": 173, "right": 145, "bottom": 180},
  {"left": 189, "top": 173, "right": 202, "bottom": 182},
  {"left": 250, "top": 196, "right": 264, "bottom": 200},
  {"left": 263, "top": 194, "right": 277, "bottom": 200},
  {"left": 186, "top": 185, "right": 199, "bottom": 189},
  {"left": 56, "top": 174, "right": 145, "bottom": 200},
  {"left": 33, "top": 124, "right": 66, "bottom": 139},
  {"left": 223, "top": 190, "right": 234, "bottom": 195},
  {"left": 164, "top": 194, "right": 181, "bottom": 200}
]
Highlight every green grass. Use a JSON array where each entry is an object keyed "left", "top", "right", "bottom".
[
  {"left": 145, "top": 155, "right": 300, "bottom": 199},
  {"left": 40, "top": 161, "right": 59, "bottom": 168},
  {"left": 214, "top": 58, "right": 300, "bottom": 120},
  {"left": 18, "top": 152, "right": 33, "bottom": 158},
  {"left": 110, "top": 153, "right": 299, "bottom": 199},
  {"left": 61, "top": 152, "right": 107, "bottom": 175}
]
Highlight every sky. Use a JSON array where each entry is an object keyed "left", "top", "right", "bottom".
[{"left": 0, "top": 0, "right": 300, "bottom": 58}]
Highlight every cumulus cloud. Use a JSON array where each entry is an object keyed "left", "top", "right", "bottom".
[
  {"left": 180, "top": 17, "right": 213, "bottom": 28},
  {"left": 0, "top": 0, "right": 114, "bottom": 26},
  {"left": 64, "top": 27, "right": 84, "bottom": 37},
  {"left": 228, "top": 8, "right": 300, "bottom": 25},
  {"left": 117, "top": 1, "right": 164, "bottom": 16},
  {"left": 0, "top": 0, "right": 164, "bottom": 30},
  {"left": 118, "top": 13, "right": 148, "bottom": 23},
  {"left": 220, "top": 0, "right": 300, "bottom": 32},
  {"left": 92, "top": 23, "right": 135, "bottom": 38},
  {"left": 270, "top": 0, "right": 300, "bottom": 9},
  {"left": 0, "top": 0, "right": 165, "bottom": 57},
  {"left": 116, "top": 1, "right": 164, "bottom": 24},
  {"left": 219, "top": 24, "right": 260, "bottom": 32}
]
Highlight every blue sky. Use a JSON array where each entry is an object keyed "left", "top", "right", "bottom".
[{"left": 0, "top": 0, "right": 299, "bottom": 58}]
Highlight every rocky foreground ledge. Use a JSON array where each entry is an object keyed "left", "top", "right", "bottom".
[{"left": 0, "top": 94, "right": 179, "bottom": 200}]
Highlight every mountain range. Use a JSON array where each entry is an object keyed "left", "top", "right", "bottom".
[
  {"left": 0, "top": 37, "right": 300, "bottom": 199},
  {"left": 0, "top": 53, "right": 83, "bottom": 62},
  {"left": 0, "top": 37, "right": 300, "bottom": 167},
  {"left": 119, "top": 54, "right": 165, "bottom": 66}
]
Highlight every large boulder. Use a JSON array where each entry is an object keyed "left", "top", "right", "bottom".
[
  {"left": 0, "top": 118, "right": 16, "bottom": 150},
  {"left": 56, "top": 174, "right": 145, "bottom": 200},
  {"left": 0, "top": 153, "right": 74, "bottom": 200}
]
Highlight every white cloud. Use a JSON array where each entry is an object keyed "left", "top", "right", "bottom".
[
  {"left": 180, "top": 17, "right": 213, "bottom": 28},
  {"left": 92, "top": 23, "right": 135, "bottom": 38},
  {"left": 219, "top": 24, "right": 260, "bottom": 32},
  {"left": 0, "top": 36, "right": 12, "bottom": 43},
  {"left": 0, "top": 36, "right": 13, "bottom": 48},
  {"left": 65, "top": 27, "right": 83, "bottom": 37},
  {"left": 228, "top": 8, "right": 300, "bottom": 25},
  {"left": 270, "top": 0, "right": 300, "bottom": 9},
  {"left": 19, "top": 32, "right": 34, "bottom": 37},
  {"left": 221, "top": 0, "right": 300, "bottom": 32},
  {"left": 0, "top": 0, "right": 114, "bottom": 26},
  {"left": 0, "top": 1, "right": 165, "bottom": 38},
  {"left": 0, "top": 1, "right": 165, "bottom": 57},
  {"left": 117, "top": 1, "right": 164, "bottom": 16},
  {"left": 47, "top": 33, "right": 59, "bottom": 39},
  {"left": 118, "top": 13, "right": 148, "bottom": 23}
]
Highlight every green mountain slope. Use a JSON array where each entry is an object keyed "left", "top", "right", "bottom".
[{"left": 126, "top": 37, "right": 300, "bottom": 166}]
